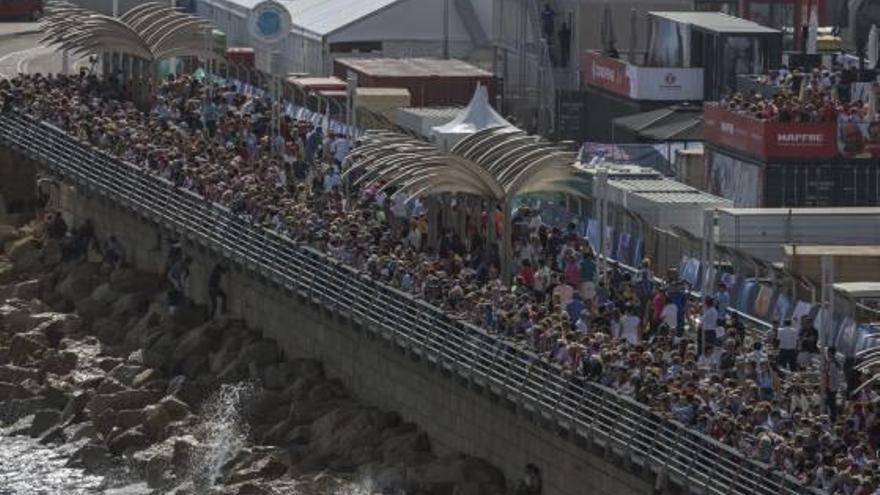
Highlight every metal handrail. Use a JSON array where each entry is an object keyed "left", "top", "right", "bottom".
[{"left": 0, "top": 112, "right": 814, "bottom": 495}]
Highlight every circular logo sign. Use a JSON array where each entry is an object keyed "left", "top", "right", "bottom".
[{"left": 248, "top": 0, "right": 291, "bottom": 44}]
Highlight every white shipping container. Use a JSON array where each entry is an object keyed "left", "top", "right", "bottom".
[
  {"left": 717, "top": 208, "right": 880, "bottom": 263},
  {"left": 391, "top": 107, "right": 460, "bottom": 138},
  {"left": 603, "top": 177, "right": 731, "bottom": 237}
]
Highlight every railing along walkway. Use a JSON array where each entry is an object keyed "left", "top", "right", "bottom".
[{"left": 0, "top": 112, "right": 813, "bottom": 495}]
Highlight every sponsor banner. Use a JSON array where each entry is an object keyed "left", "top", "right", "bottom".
[
  {"left": 584, "top": 50, "right": 704, "bottom": 101},
  {"left": 705, "top": 150, "right": 762, "bottom": 207},
  {"left": 582, "top": 51, "right": 631, "bottom": 98},
  {"left": 838, "top": 121, "right": 880, "bottom": 159},
  {"left": 703, "top": 104, "right": 837, "bottom": 159},
  {"left": 630, "top": 67, "right": 704, "bottom": 101},
  {"left": 767, "top": 125, "right": 836, "bottom": 158}
]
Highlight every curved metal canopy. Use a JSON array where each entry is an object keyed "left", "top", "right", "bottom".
[
  {"left": 345, "top": 126, "right": 591, "bottom": 204},
  {"left": 345, "top": 127, "right": 592, "bottom": 282},
  {"left": 40, "top": 0, "right": 215, "bottom": 63}
]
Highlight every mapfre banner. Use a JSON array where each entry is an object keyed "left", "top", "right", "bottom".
[{"left": 703, "top": 104, "right": 837, "bottom": 159}]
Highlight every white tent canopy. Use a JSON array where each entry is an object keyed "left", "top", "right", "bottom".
[{"left": 431, "top": 85, "right": 513, "bottom": 150}]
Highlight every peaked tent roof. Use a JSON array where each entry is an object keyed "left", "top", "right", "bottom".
[{"left": 432, "top": 85, "right": 512, "bottom": 136}]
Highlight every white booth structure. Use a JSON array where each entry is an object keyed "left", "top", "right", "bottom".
[{"left": 431, "top": 85, "right": 513, "bottom": 151}]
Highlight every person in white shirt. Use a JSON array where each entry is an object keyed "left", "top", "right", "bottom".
[
  {"left": 330, "top": 135, "right": 351, "bottom": 165},
  {"left": 620, "top": 306, "right": 641, "bottom": 344},
  {"left": 575, "top": 309, "right": 590, "bottom": 334},
  {"left": 697, "top": 343, "right": 721, "bottom": 371},
  {"left": 776, "top": 319, "right": 800, "bottom": 371},
  {"left": 528, "top": 212, "right": 543, "bottom": 234},
  {"left": 699, "top": 297, "right": 718, "bottom": 356},
  {"left": 660, "top": 300, "right": 678, "bottom": 330},
  {"left": 322, "top": 167, "right": 341, "bottom": 192}
]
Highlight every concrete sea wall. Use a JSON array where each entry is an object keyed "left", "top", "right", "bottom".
[{"left": 13, "top": 156, "right": 657, "bottom": 495}]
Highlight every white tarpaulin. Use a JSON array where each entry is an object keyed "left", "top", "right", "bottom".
[
  {"left": 868, "top": 24, "right": 879, "bottom": 70},
  {"left": 806, "top": 7, "right": 818, "bottom": 55},
  {"left": 431, "top": 85, "right": 513, "bottom": 150}
]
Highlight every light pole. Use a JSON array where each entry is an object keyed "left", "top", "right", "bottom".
[{"left": 595, "top": 166, "right": 609, "bottom": 285}]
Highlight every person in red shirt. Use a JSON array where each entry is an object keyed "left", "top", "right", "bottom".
[{"left": 518, "top": 259, "right": 535, "bottom": 289}]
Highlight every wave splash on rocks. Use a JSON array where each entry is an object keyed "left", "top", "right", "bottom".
[
  {"left": 189, "top": 382, "right": 257, "bottom": 490},
  {"left": 0, "top": 218, "right": 508, "bottom": 495}
]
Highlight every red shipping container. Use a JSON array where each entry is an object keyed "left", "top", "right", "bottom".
[{"left": 226, "top": 47, "right": 255, "bottom": 69}]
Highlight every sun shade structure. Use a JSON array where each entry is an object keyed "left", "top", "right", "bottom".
[
  {"left": 40, "top": 1, "right": 216, "bottom": 71},
  {"left": 346, "top": 126, "right": 592, "bottom": 282}
]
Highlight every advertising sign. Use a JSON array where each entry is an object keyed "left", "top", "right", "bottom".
[
  {"left": 705, "top": 150, "right": 761, "bottom": 207},
  {"left": 703, "top": 104, "right": 837, "bottom": 159},
  {"left": 248, "top": 0, "right": 292, "bottom": 44},
  {"left": 630, "top": 67, "right": 704, "bottom": 101},
  {"left": 582, "top": 51, "right": 631, "bottom": 98},
  {"left": 584, "top": 51, "right": 703, "bottom": 101},
  {"left": 838, "top": 121, "right": 880, "bottom": 159}
]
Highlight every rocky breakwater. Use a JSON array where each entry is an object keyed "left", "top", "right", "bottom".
[{"left": 0, "top": 221, "right": 507, "bottom": 495}]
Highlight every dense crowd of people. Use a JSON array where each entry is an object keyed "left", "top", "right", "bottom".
[
  {"left": 720, "top": 64, "right": 878, "bottom": 124},
  {"left": 4, "top": 70, "right": 879, "bottom": 493}
]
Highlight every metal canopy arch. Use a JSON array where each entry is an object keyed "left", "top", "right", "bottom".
[
  {"left": 41, "top": 0, "right": 216, "bottom": 66},
  {"left": 346, "top": 128, "right": 592, "bottom": 282}
]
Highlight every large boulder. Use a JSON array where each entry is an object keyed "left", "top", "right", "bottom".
[
  {"left": 0, "top": 300, "right": 35, "bottom": 334},
  {"left": 171, "top": 324, "right": 220, "bottom": 365},
  {"left": 31, "top": 313, "right": 82, "bottom": 341},
  {"left": 109, "top": 268, "right": 159, "bottom": 295},
  {"left": 158, "top": 396, "right": 190, "bottom": 421},
  {"left": 238, "top": 340, "right": 280, "bottom": 368},
  {"left": 7, "top": 236, "right": 40, "bottom": 262},
  {"left": 39, "top": 350, "right": 78, "bottom": 375},
  {"left": 28, "top": 408, "right": 62, "bottom": 438},
  {"left": 112, "top": 293, "right": 149, "bottom": 319},
  {"left": 248, "top": 390, "right": 290, "bottom": 426},
  {"left": 60, "top": 390, "right": 92, "bottom": 424},
  {"left": 0, "top": 224, "right": 17, "bottom": 246},
  {"left": 142, "top": 404, "right": 172, "bottom": 441},
  {"left": 91, "top": 316, "right": 126, "bottom": 344},
  {"left": 108, "top": 427, "right": 151, "bottom": 455},
  {"left": 8, "top": 330, "right": 49, "bottom": 364},
  {"left": 0, "top": 397, "right": 47, "bottom": 424},
  {"left": 0, "top": 364, "right": 40, "bottom": 382},
  {"left": 55, "top": 263, "right": 101, "bottom": 303},
  {"left": 66, "top": 442, "right": 114, "bottom": 471},
  {"left": 38, "top": 378, "right": 73, "bottom": 410},
  {"left": 377, "top": 431, "right": 432, "bottom": 464},
  {"left": 415, "top": 454, "right": 507, "bottom": 495},
  {"left": 170, "top": 435, "right": 200, "bottom": 475},
  {"left": 165, "top": 376, "right": 209, "bottom": 408},
  {"left": 86, "top": 389, "right": 162, "bottom": 416},
  {"left": 12, "top": 279, "right": 41, "bottom": 300},
  {"left": 0, "top": 260, "right": 13, "bottom": 285},
  {"left": 92, "top": 407, "right": 148, "bottom": 437},
  {"left": 89, "top": 283, "right": 121, "bottom": 306},
  {"left": 96, "top": 378, "right": 129, "bottom": 395},
  {"left": 0, "top": 381, "right": 32, "bottom": 400},
  {"left": 73, "top": 296, "right": 111, "bottom": 321},
  {"left": 225, "top": 449, "right": 289, "bottom": 484},
  {"left": 107, "top": 364, "right": 148, "bottom": 386},
  {"left": 131, "top": 368, "right": 161, "bottom": 389}
]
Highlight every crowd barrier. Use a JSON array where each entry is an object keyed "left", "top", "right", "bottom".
[
  {"left": 531, "top": 199, "right": 862, "bottom": 355},
  {"left": 0, "top": 112, "right": 814, "bottom": 495}
]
